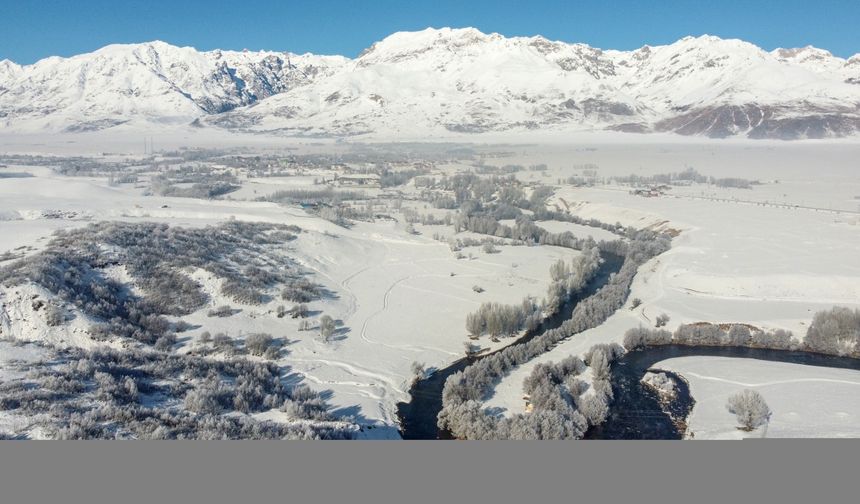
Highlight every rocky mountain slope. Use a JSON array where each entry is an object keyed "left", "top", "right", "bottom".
[{"left": 2, "top": 28, "right": 859, "bottom": 139}]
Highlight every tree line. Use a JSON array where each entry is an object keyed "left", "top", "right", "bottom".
[{"left": 624, "top": 306, "right": 860, "bottom": 359}]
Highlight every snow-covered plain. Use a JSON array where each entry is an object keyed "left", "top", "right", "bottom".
[
  {"left": 655, "top": 356, "right": 860, "bottom": 439},
  {"left": 0, "top": 156, "right": 576, "bottom": 437},
  {"left": 2, "top": 134, "right": 859, "bottom": 438}
]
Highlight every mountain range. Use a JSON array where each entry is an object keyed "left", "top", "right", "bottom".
[{"left": 2, "top": 27, "right": 859, "bottom": 139}]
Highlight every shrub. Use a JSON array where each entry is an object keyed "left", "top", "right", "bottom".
[
  {"left": 482, "top": 242, "right": 499, "bottom": 254},
  {"left": 44, "top": 304, "right": 65, "bottom": 327},
  {"left": 212, "top": 333, "right": 234, "bottom": 350},
  {"left": 289, "top": 304, "right": 309, "bottom": 318},
  {"left": 208, "top": 305, "right": 235, "bottom": 318},
  {"left": 281, "top": 278, "right": 323, "bottom": 303}
]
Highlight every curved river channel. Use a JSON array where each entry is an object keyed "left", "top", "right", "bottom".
[
  {"left": 397, "top": 251, "right": 860, "bottom": 440},
  {"left": 396, "top": 252, "right": 624, "bottom": 440}
]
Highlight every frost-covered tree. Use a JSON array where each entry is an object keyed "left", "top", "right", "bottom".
[
  {"left": 578, "top": 394, "right": 609, "bottom": 426},
  {"left": 655, "top": 313, "right": 670, "bottom": 328},
  {"left": 411, "top": 361, "right": 426, "bottom": 381},
  {"left": 245, "top": 333, "right": 275, "bottom": 356},
  {"left": 465, "top": 312, "right": 484, "bottom": 338},
  {"left": 590, "top": 350, "right": 610, "bottom": 382},
  {"left": 727, "top": 324, "right": 752, "bottom": 346},
  {"left": 726, "top": 389, "right": 771, "bottom": 431},
  {"left": 319, "top": 315, "right": 336, "bottom": 342},
  {"left": 805, "top": 307, "right": 860, "bottom": 356}
]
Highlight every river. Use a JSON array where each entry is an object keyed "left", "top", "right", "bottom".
[
  {"left": 396, "top": 252, "right": 624, "bottom": 439},
  {"left": 586, "top": 345, "right": 860, "bottom": 439}
]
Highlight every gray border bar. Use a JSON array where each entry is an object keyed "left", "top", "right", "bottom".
[{"left": 2, "top": 440, "right": 858, "bottom": 503}]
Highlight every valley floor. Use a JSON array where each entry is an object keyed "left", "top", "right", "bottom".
[{"left": 2, "top": 134, "right": 859, "bottom": 438}]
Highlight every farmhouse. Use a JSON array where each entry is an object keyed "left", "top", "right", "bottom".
[{"left": 335, "top": 173, "right": 380, "bottom": 187}]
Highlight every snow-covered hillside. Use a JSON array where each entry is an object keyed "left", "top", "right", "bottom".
[{"left": 2, "top": 27, "right": 860, "bottom": 138}]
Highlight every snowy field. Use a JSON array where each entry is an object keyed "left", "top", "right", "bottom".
[
  {"left": 2, "top": 132, "right": 859, "bottom": 438},
  {"left": 655, "top": 356, "right": 860, "bottom": 439},
  {"left": 480, "top": 142, "right": 860, "bottom": 419},
  {"left": 0, "top": 156, "right": 576, "bottom": 437}
]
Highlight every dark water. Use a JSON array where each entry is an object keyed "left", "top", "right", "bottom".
[
  {"left": 396, "top": 253, "right": 624, "bottom": 440},
  {"left": 586, "top": 345, "right": 860, "bottom": 440}
]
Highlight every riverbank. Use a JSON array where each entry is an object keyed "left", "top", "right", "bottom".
[{"left": 587, "top": 345, "right": 860, "bottom": 439}]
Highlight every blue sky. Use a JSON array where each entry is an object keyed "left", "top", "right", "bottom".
[{"left": 2, "top": 0, "right": 858, "bottom": 63}]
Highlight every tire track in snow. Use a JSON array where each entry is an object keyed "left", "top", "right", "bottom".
[
  {"left": 357, "top": 273, "right": 467, "bottom": 357},
  {"left": 678, "top": 370, "right": 860, "bottom": 388},
  {"left": 289, "top": 357, "right": 405, "bottom": 393}
]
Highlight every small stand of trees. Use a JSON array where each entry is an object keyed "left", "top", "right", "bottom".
[
  {"left": 465, "top": 299, "right": 541, "bottom": 339},
  {"left": 624, "top": 306, "right": 860, "bottom": 359}
]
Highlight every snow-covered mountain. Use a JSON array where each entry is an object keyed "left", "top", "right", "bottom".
[
  {"left": 2, "top": 28, "right": 859, "bottom": 139},
  {"left": 0, "top": 41, "right": 346, "bottom": 132}
]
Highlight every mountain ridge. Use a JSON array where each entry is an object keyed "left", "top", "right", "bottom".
[{"left": 2, "top": 27, "right": 859, "bottom": 139}]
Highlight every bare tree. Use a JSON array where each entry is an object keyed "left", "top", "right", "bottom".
[{"left": 726, "top": 389, "right": 771, "bottom": 431}]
